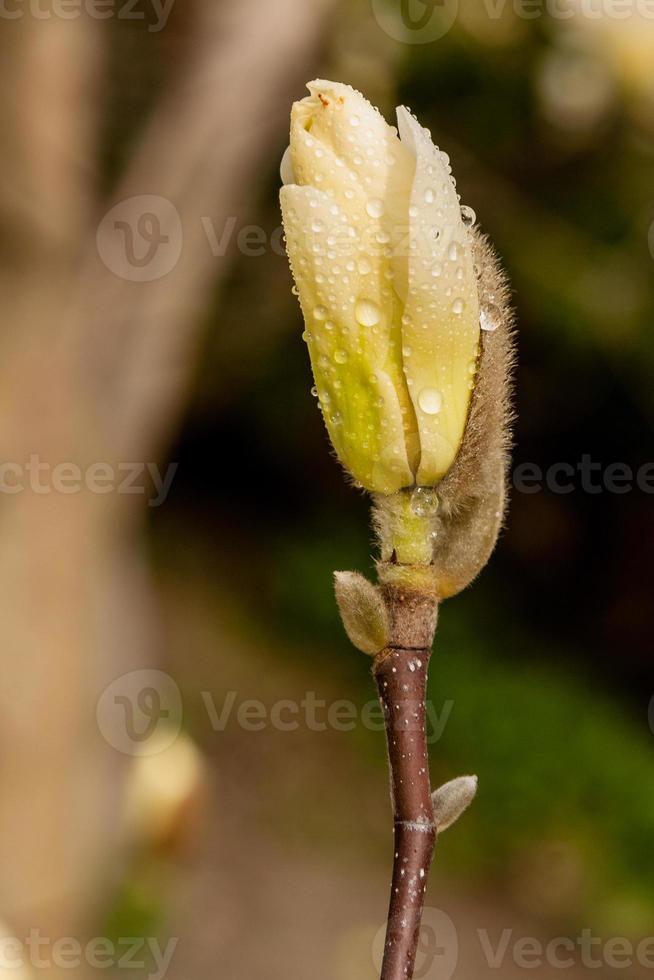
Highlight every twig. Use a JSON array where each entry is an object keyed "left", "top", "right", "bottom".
[{"left": 374, "top": 585, "right": 439, "bottom": 980}]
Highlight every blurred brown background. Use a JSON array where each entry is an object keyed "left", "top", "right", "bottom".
[{"left": 0, "top": 0, "right": 653, "bottom": 977}]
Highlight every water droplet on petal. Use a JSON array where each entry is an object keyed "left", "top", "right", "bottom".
[
  {"left": 366, "top": 198, "right": 385, "bottom": 218},
  {"left": 418, "top": 387, "right": 443, "bottom": 415},
  {"left": 357, "top": 257, "right": 372, "bottom": 275},
  {"left": 355, "top": 299, "right": 381, "bottom": 327},
  {"left": 461, "top": 205, "right": 476, "bottom": 226},
  {"left": 350, "top": 115, "right": 360, "bottom": 127},
  {"left": 314, "top": 306, "right": 328, "bottom": 321},
  {"left": 334, "top": 349, "right": 348, "bottom": 364},
  {"left": 424, "top": 188, "right": 435, "bottom": 204},
  {"left": 452, "top": 298, "right": 465, "bottom": 315}
]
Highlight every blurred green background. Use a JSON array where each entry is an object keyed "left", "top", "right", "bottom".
[{"left": 150, "top": 1, "right": 654, "bottom": 976}]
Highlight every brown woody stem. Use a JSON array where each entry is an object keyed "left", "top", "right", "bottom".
[{"left": 374, "top": 584, "right": 439, "bottom": 980}]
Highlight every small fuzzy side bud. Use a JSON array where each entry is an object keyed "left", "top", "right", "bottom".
[
  {"left": 334, "top": 571, "right": 390, "bottom": 655},
  {"left": 431, "top": 775, "right": 478, "bottom": 832}
]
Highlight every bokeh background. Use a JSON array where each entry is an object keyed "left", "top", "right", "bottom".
[{"left": 1, "top": 0, "right": 653, "bottom": 977}]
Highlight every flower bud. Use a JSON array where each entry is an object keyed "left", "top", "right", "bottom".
[{"left": 280, "top": 80, "right": 481, "bottom": 494}]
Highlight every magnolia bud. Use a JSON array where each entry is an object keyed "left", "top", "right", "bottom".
[{"left": 280, "top": 80, "right": 480, "bottom": 495}]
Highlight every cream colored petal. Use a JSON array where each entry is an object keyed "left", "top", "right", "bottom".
[
  {"left": 302, "top": 80, "right": 398, "bottom": 190},
  {"left": 290, "top": 121, "right": 368, "bottom": 224},
  {"left": 280, "top": 145, "right": 295, "bottom": 185},
  {"left": 280, "top": 183, "right": 413, "bottom": 493},
  {"left": 289, "top": 122, "right": 404, "bottom": 297},
  {"left": 397, "top": 106, "right": 480, "bottom": 486},
  {"left": 291, "top": 80, "right": 415, "bottom": 300}
]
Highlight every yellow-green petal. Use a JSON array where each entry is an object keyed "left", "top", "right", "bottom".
[
  {"left": 397, "top": 107, "right": 480, "bottom": 486},
  {"left": 280, "top": 183, "right": 414, "bottom": 493}
]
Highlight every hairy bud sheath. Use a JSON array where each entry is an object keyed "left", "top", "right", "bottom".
[{"left": 280, "top": 80, "right": 514, "bottom": 597}]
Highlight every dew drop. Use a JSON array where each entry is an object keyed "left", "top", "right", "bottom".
[
  {"left": 480, "top": 305, "right": 500, "bottom": 332},
  {"left": 314, "top": 306, "right": 327, "bottom": 321},
  {"left": 410, "top": 487, "right": 438, "bottom": 516},
  {"left": 334, "top": 349, "right": 348, "bottom": 364},
  {"left": 355, "top": 299, "right": 382, "bottom": 327},
  {"left": 424, "top": 188, "right": 435, "bottom": 204},
  {"left": 357, "top": 257, "right": 372, "bottom": 275},
  {"left": 452, "top": 298, "right": 465, "bottom": 315},
  {"left": 418, "top": 387, "right": 443, "bottom": 415},
  {"left": 350, "top": 115, "right": 360, "bottom": 127},
  {"left": 461, "top": 205, "right": 476, "bottom": 226},
  {"left": 366, "top": 198, "right": 385, "bottom": 219},
  {"left": 448, "top": 243, "right": 459, "bottom": 262}
]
